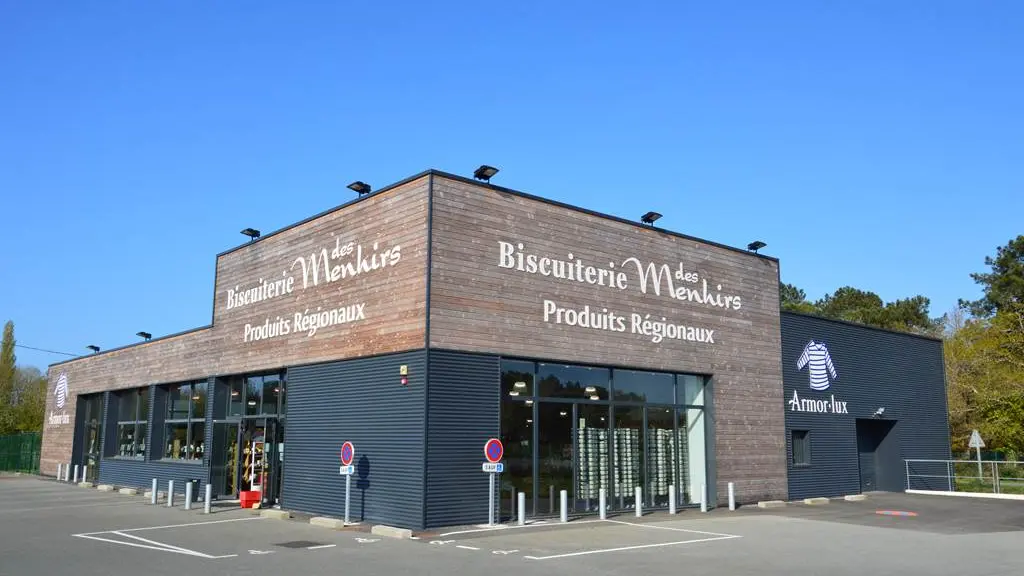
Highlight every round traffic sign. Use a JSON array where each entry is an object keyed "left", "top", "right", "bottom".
[
  {"left": 484, "top": 438, "right": 503, "bottom": 463},
  {"left": 340, "top": 441, "right": 355, "bottom": 466}
]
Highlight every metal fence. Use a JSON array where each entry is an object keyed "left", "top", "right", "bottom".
[
  {"left": 905, "top": 459, "right": 1024, "bottom": 495},
  {"left": 0, "top": 432, "right": 41, "bottom": 474}
]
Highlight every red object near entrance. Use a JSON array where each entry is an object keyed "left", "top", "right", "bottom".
[{"left": 240, "top": 490, "right": 262, "bottom": 509}]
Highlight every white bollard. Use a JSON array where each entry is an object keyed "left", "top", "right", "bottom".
[
  {"left": 56, "top": 463, "right": 62, "bottom": 481},
  {"left": 184, "top": 481, "right": 193, "bottom": 510},
  {"left": 669, "top": 485, "right": 677, "bottom": 514},
  {"left": 83, "top": 465, "right": 89, "bottom": 482},
  {"left": 559, "top": 490, "right": 568, "bottom": 523},
  {"left": 517, "top": 492, "right": 526, "bottom": 526},
  {"left": 64, "top": 463, "right": 70, "bottom": 482},
  {"left": 599, "top": 488, "right": 607, "bottom": 520},
  {"left": 205, "top": 484, "right": 212, "bottom": 514},
  {"left": 700, "top": 483, "right": 708, "bottom": 513},
  {"left": 167, "top": 480, "right": 175, "bottom": 507},
  {"left": 635, "top": 486, "right": 643, "bottom": 517},
  {"left": 151, "top": 479, "right": 158, "bottom": 504},
  {"left": 728, "top": 482, "right": 736, "bottom": 511},
  {"left": 73, "top": 465, "right": 80, "bottom": 483}
]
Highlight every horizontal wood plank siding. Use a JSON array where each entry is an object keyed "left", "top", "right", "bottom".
[
  {"left": 427, "top": 176, "right": 788, "bottom": 504},
  {"left": 42, "top": 178, "right": 430, "bottom": 475}
]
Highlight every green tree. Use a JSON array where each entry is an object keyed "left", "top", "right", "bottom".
[
  {"left": 960, "top": 235, "right": 1024, "bottom": 317},
  {"left": 814, "top": 286, "right": 939, "bottom": 334},
  {"left": 0, "top": 321, "right": 15, "bottom": 434},
  {"left": 779, "top": 282, "right": 818, "bottom": 314},
  {"left": 13, "top": 367, "right": 46, "bottom": 433}
]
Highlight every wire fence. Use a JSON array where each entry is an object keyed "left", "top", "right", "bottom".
[
  {"left": 0, "top": 432, "right": 41, "bottom": 474},
  {"left": 906, "top": 459, "right": 1024, "bottom": 495}
]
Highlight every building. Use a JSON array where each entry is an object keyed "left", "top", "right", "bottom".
[{"left": 40, "top": 168, "right": 950, "bottom": 530}]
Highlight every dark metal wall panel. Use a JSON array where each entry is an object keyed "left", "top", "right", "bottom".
[
  {"left": 781, "top": 312, "right": 951, "bottom": 499},
  {"left": 281, "top": 351, "right": 427, "bottom": 530},
  {"left": 98, "top": 458, "right": 210, "bottom": 497},
  {"left": 424, "top": 350, "right": 500, "bottom": 529}
]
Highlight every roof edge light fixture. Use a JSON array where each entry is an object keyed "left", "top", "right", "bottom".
[
  {"left": 136, "top": 331, "right": 152, "bottom": 341},
  {"left": 641, "top": 211, "right": 662, "bottom": 226},
  {"left": 347, "top": 180, "right": 372, "bottom": 195},
  {"left": 747, "top": 240, "right": 767, "bottom": 253},
  {"left": 241, "top": 228, "right": 261, "bottom": 241},
  {"left": 86, "top": 345, "right": 100, "bottom": 353},
  {"left": 473, "top": 164, "right": 499, "bottom": 183}
]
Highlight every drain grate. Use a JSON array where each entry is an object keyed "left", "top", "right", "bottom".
[{"left": 275, "top": 540, "right": 325, "bottom": 549}]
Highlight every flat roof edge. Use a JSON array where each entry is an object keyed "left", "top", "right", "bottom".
[
  {"left": 47, "top": 325, "right": 213, "bottom": 369},
  {"left": 781, "top": 310, "right": 943, "bottom": 343}
]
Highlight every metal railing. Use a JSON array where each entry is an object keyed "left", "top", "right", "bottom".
[{"left": 905, "top": 459, "right": 1024, "bottom": 495}]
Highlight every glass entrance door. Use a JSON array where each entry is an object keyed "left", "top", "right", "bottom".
[{"left": 237, "top": 418, "right": 283, "bottom": 506}]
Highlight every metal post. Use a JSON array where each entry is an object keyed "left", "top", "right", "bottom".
[
  {"left": 634, "top": 486, "right": 642, "bottom": 517},
  {"left": 167, "top": 480, "right": 175, "bottom": 507},
  {"left": 599, "top": 488, "right": 607, "bottom": 520},
  {"left": 83, "top": 465, "right": 89, "bottom": 483},
  {"left": 549, "top": 485, "right": 555, "bottom": 515},
  {"left": 728, "top": 482, "right": 736, "bottom": 511},
  {"left": 947, "top": 461, "right": 953, "bottom": 492},
  {"left": 56, "top": 463, "right": 62, "bottom": 481},
  {"left": 510, "top": 487, "right": 516, "bottom": 520},
  {"left": 993, "top": 462, "right": 1000, "bottom": 494},
  {"left": 64, "top": 463, "right": 70, "bottom": 482},
  {"left": 185, "top": 481, "right": 193, "bottom": 510},
  {"left": 700, "top": 483, "right": 708, "bottom": 513},
  {"left": 151, "top": 479, "right": 158, "bottom": 504},
  {"left": 517, "top": 492, "right": 526, "bottom": 526},
  {"left": 72, "top": 465, "right": 79, "bottom": 483},
  {"left": 559, "top": 490, "right": 568, "bottom": 523},
  {"left": 977, "top": 446, "right": 983, "bottom": 482},
  {"left": 205, "top": 484, "right": 212, "bottom": 514},
  {"left": 487, "top": 473, "right": 496, "bottom": 527},
  {"left": 344, "top": 474, "right": 352, "bottom": 525}
]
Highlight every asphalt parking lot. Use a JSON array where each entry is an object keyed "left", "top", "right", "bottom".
[{"left": 2, "top": 475, "right": 1022, "bottom": 576}]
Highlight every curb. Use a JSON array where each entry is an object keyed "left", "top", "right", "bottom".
[
  {"left": 371, "top": 525, "right": 413, "bottom": 539},
  {"left": 803, "top": 497, "right": 829, "bottom": 505},
  {"left": 844, "top": 494, "right": 867, "bottom": 502},
  {"left": 756, "top": 500, "right": 786, "bottom": 509},
  {"left": 310, "top": 517, "right": 347, "bottom": 530},
  {"left": 260, "top": 509, "right": 292, "bottom": 520}
]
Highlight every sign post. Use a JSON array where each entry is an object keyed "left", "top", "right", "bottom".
[
  {"left": 969, "top": 429, "right": 985, "bottom": 482},
  {"left": 340, "top": 441, "right": 355, "bottom": 525},
  {"left": 483, "top": 438, "right": 504, "bottom": 527}
]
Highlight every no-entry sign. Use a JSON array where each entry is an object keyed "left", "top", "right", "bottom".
[
  {"left": 340, "top": 441, "right": 355, "bottom": 466},
  {"left": 484, "top": 438, "right": 503, "bottom": 463}
]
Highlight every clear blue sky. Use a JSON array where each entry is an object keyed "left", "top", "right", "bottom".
[{"left": 2, "top": 1, "right": 1021, "bottom": 371}]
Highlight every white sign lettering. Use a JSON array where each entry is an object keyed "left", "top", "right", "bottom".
[
  {"left": 499, "top": 241, "right": 735, "bottom": 345},
  {"left": 48, "top": 411, "right": 70, "bottom": 426},
  {"left": 224, "top": 235, "right": 401, "bottom": 342},
  {"left": 788, "top": 390, "right": 848, "bottom": 414}
]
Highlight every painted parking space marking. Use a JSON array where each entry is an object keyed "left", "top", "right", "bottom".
[
  {"left": 603, "top": 519, "right": 742, "bottom": 538},
  {"left": 876, "top": 510, "right": 918, "bottom": 517},
  {"left": 307, "top": 544, "right": 337, "bottom": 550},
  {"left": 456, "top": 545, "right": 480, "bottom": 550},
  {"left": 523, "top": 534, "right": 741, "bottom": 561},
  {"left": 72, "top": 517, "right": 265, "bottom": 560},
  {"left": 439, "top": 519, "right": 604, "bottom": 537}
]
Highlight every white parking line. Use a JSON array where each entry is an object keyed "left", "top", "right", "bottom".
[
  {"left": 439, "top": 519, "right": 605, "bottom": 537},
  {"left": 75, "top": 516, "right": 263, "bottom": 537},
  {"left": 523, "top": 534, "right": 741, "bottom": 560},
  {"left": 602, "top": 519, "right": 741, "bottom": 538},
  {"left": 456, "top": 545, "right": 480, "bottom": 551},
  {"left": 307, "top": 544, "right": 337, "bottom": 550}
]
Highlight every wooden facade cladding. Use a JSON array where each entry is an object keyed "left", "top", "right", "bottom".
[
  {"left": 426, "top": 175, "right": 789, "bottom": 501},
  {"left": 41, "top": 177, "right": 430, "bottom": 473}
]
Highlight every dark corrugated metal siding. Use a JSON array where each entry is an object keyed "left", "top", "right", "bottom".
[
  {"left": 782, "top": 312, "right": 951, "bottom": 499},
  {"left": 282, "top": 351, "right": 427, "bottom": 529},
  {"left": 99, "top": 459, "right": 210, "bottom": 497},
  {"left": 424, "top": 350, "right": 500, "bottom": 528}
]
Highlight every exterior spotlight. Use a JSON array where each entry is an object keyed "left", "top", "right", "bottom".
[
  {"left": 747, "top": 240, "right": 767, "bottom": 253},
  {"left": 347, "top": 181, "right": 371, "bottom": 195},
  {"left": 136, "top": 331, "right": 152, "bottom": 341},
  {"left": 473, "top": 165, "right": 499, "bottom": 182},
  {"left": 86, "top": 345, "right": 100, "bottom": 353},
  {"left": 641, "top": 211, "right": 662, "bottom": 225},
  {"left": 241, "top": 228, "right": 261, "bottom": 241}
]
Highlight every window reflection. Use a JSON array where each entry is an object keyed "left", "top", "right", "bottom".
[
  {"left": 501, "top": 360, "right": 535, "bottom": 399},
  {"left": 537, "top": 364, "right": 609, "bottom": 400},
  {"left": 613, "top": 370, "right": 674, "bottom": 404}
]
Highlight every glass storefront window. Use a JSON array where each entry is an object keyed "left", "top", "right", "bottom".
[
  {"left": 678, "top": 374, "right": 705, "bottom": 406},
  {"left": 612, "top": 405, "right": 644, "bottom": 509},
  {"left": 262, "top": 375, "right": 282, "bottom": 415},
  {"left": 613, "top": 370, "right": 674, "bottom": 404},
  {"left": 537, "top": 402, "right": 573, "bottom": 515},
  {"left": 501, "top": 360, "right": 535, "bottom": 399},
  {"left": 228, "top": 376, "right": 244, "bottom": 417},
  {"left": 576, "top": 404, "right": 609, "bottom": 513},
  {"left": 500, "top": 397, "right": 533, "bottom": 520},
  {"left": 164, "top": 380, "right": 206, "bottom": 461},
  {"left": 114, "top": 387, "right": 148, "bottom": 458},
  {"left": 646, "top": 406, "right": 676, "bottom": 506},
  {"left": 245, "top": 376, "right": 261, "bottom": 416},
  {"left": 537, "top": 363, "right": 609, "bottom": 400}
]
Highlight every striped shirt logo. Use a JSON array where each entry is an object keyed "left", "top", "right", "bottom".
[
  {"left": 55, "top": 371, "right": 69, "bottom": 409},
  {"left": 796, "top": 340, "right": 838, "bottom": 391}
]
